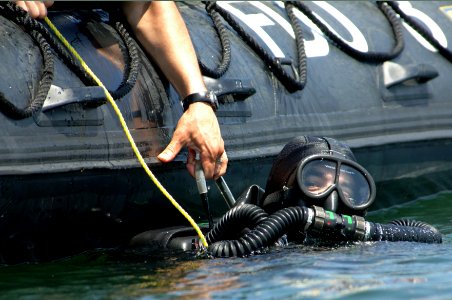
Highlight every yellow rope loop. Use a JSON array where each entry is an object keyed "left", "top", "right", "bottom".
[{"left": 43, "top": 17, "right": 208, "bottom": 248}]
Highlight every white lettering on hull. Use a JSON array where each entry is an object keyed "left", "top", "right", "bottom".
[{"left": 217, "top": 1, "right": 448, "bottom": 58}]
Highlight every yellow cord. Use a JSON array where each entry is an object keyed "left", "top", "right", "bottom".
[{"left": 43, "top": 17, "right": 208, "bottom": 248}]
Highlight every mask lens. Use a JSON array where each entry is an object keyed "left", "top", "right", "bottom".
[
  {"left": 338, "top": 165, "right": 370, "bottom": 206},
  {"left": 301, "top": 159, "right": 336, "bottom": 195}
]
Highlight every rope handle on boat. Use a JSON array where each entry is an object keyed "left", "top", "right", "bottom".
[{"left": 43, "top": 17, "right": 209, "bottom": 248}]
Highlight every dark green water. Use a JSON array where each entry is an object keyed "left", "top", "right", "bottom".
[{"left": 0, "top": 191, "right": 451, "bottom": 300}]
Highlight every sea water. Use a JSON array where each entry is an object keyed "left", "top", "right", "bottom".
[{"left": 0, "top": 191, "right": 451, "bottom": 300}]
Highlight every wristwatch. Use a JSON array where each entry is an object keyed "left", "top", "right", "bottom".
[{"left": 182, "top": 91, "right": 219, "bottom": 112}]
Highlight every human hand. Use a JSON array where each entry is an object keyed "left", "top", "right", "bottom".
[
  {"left": 14, "top": 1, "right": 54, "bottom": 19},
  {"left": 157, "top": 102, "right": 228, "bottom": 180}
]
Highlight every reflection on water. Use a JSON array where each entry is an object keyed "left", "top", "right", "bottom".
[{"left": 1, "top": 192, "right": 451, "bottom": 299}]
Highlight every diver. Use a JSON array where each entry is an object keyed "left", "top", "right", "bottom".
[
  {"left": 260, "top": 135, "right": 375, "bottom": 218},
  {"left": 130, "top": 135, "right": 442, "bottom": 257}
]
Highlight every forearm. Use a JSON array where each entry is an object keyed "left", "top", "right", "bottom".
[
  {"left": 123, "top": 2, "right": 227, "bottom": 179},
  {"left": 123, "top": 1, "right": 206, "bottom": 98}
]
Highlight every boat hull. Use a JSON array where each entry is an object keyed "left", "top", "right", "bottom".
[{"left": 1, "top": 1, "right": 452, "bottom": 263}]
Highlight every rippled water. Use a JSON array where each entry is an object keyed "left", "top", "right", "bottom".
[{"left": 1, "top": 192, "right": 451, "bottom": 300}]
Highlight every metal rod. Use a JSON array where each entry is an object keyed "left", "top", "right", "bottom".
[
  {"left": 215, "top": 176, "right": 236, "bottom": 209},
  {"left": 195, "top": 153, "right": 213, "bottom": 229}
]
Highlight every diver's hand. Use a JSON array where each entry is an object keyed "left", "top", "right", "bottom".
[
  {"left": 14, "top": 1, "right": 54, "bottom": 19},
  {"left": 157, "top": 102, "right": 227, "bottom": 179}
]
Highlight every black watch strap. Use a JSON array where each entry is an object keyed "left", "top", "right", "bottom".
[{"left": 182, "top": 91, "right": 219, "bottom": 112}]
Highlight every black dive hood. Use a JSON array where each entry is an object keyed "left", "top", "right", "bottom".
[{"left": 262, "top": 136, "right": 374, "bottom": 217}]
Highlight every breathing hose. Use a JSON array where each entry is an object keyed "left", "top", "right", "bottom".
[
  {"left": 207, "top": 205, "right": 311, "bottom": 257},
  {"left": 206, "top": 204, "right": 268, "bottom": 243},
  {"left": 368, "top": 219, "right": 442, "bottom": 244},
  {"left": 207, "top": 204, "right": 442, "bottom": 258}
]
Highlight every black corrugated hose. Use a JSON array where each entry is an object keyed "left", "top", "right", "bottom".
[
  {"left": 370, "top": 218, "right": 442, "bottom": 243},
  {"left": 207, "top": 205, "right": 310, "bottom": 257},
  {"left": 206, "top": 203, "right": 268, "bottom": 243},
  {"left": 206, "top": 204, "right": 442, "bottom": 258}
]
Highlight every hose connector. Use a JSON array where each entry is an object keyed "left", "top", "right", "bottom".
[{"left": 311, "top": 206, "right": 367, "bottom": 241}]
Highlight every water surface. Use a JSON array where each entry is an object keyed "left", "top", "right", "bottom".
[{"left": 1, "top": 192, "right": 451, "bottom": 299}]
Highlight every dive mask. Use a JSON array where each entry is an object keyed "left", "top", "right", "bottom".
[{"left": 296, "top": 153, "right": 376, "bottom": 211}]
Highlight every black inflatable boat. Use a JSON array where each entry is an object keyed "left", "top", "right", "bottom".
[{"left": 0, "top": 1, "right": 451, "bottom": 263}]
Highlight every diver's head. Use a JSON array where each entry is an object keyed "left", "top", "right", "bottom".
[{"left": 262, "top": 136, "right": 375, "bottom": 216}]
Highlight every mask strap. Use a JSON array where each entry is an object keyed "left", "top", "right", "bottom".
[
  {"left": 323, "top": 137, "right": 356, "bottom": 160},
  {"left": 262, "top": 187, "right": 300, "bottom": 209}
]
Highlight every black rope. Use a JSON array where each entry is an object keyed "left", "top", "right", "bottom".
[
  {"left": 197, "top": 1, "right": 232, "bottom": 79},
  {"left": 0, "top": 31, "right": 54, "bottom": 119},
  {"left": 0, "top": 4, "right": 54, "bottom": 119},
  {"left": 0, "top": 2, "right": 141, "bottom": 119},
  {"left": 385, "top": 1, "right": 452, "bottom": 63},
  {"left": 108, "top": 20, "right": 141, "bottom": 100},
  {"left": 284, "top": 2, "right": 308, "bottom": 89},
  {"left": 206, "top": 2, "right": 308, "bottom": 93},
  {"left": 288, "top": 1, "right": 404, "bottom": 63},
  {"left": 3, "top": 2, "right": 98, "bottom": 86}
]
